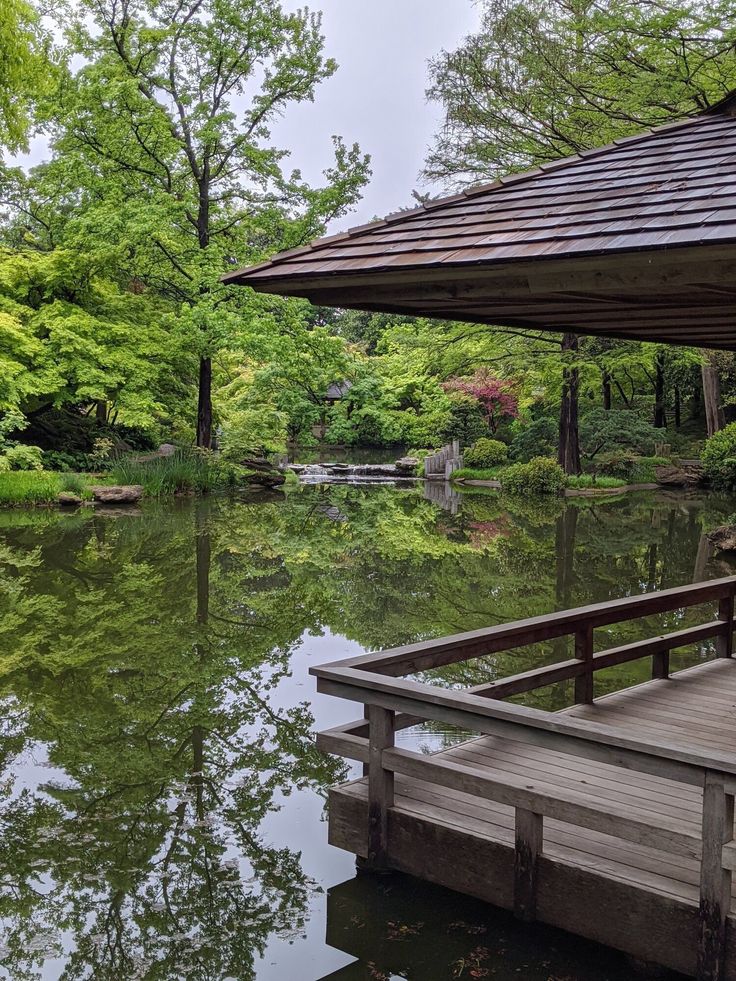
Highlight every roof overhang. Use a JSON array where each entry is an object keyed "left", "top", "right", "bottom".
[{"left": 224, "top": 99, "right": 736, "bottom": 351}]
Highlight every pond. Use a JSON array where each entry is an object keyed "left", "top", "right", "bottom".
[{"left": 0, "top": 482, "right": 734, "bottom": 980}]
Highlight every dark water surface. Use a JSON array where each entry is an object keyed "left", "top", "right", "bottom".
[{"left": 1, "top": 483, "right": 734, "bottom": 980}]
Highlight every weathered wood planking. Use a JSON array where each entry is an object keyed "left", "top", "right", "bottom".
[
  {"left": 314, "top": 579, "right": 736, "bottom": 980},
  {"left": 328, "top": 662, "right": 736, "bottom": 978}
]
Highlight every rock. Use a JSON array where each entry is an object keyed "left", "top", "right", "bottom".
[
  {"left": 707, "top": 525, "right": 736, "bottom": 553},
  {"left": 90, "top": 484, "right": 144, "bottom": 504},
  {"left": 395, "top": 456, "right": 420, "bottom": 475},
  {"left": 131, "top": 443, "right": 178, "bottom": 463},
  {"left": 58, "top": 492, "right": 82, "bottom": 507},
  {"left": 243, "top": 471, "right": 286, "bottom": 488},
  {"left": 241, "top": 456, "right": 275, "bottom": 472},
  {"left": 654, "top": 464, "right": 703, "bottom": 487}
]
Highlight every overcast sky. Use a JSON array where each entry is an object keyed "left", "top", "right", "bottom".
[
  {"left": 273, "top": 0, "right": 480, "bottom": 228},
  {"left": 16, "top": 1, "right": 480, "bottom": 231}
]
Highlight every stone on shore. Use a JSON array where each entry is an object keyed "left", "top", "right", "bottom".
[
  {"left": 90, "top": 484, "right": 144, "bottom": 504},
  {"left": 707, "top": 525, "right": 736, "bottom": 553},
  {"left": 58, "top": 492, "right": 82, "bottom": 507},
  {"left": 395, "top": 456, "right": 420, "bottom": 475},
  {"left": 654, "top": 464, "right": 703, "bottom": 487},
  {"left": 243, "top": 471, "right": 286, "bottom": 488}
]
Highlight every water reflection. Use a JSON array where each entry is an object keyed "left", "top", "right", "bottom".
[{"left": 0, "top": 485, "right": 733, "bottom": 978}]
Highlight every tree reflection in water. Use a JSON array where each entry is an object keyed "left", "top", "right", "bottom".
[{"left": 0, "top": 485, "right": 732, "bottom": 979}]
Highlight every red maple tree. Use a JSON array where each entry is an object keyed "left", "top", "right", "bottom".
[{"left": 442, "top": 370, "right": 519, "bottom": 434}]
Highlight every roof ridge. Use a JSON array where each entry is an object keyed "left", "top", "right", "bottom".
[{"left": 220, "top": 109, "right": 718, "bottom": 285}]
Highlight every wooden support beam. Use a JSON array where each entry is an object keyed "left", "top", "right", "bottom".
[
  {"left": 514, "top": 808, "right": 543, "bottom": 922},
  {"left": 574, "top": 623, "right": 594, "bottom": 705},
  {"left": 366, "top": 705, "right": 394, "bottom": 871},
  {"left": 697, "top": 772, "right": 734, "bottom": 981}
]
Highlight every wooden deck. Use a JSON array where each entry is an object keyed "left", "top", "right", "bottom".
[{"left": 312, "top": 578, "right": 736, "bottom": 981}]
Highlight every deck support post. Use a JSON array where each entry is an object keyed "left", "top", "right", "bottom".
[
  {"left": 366, "top": 705, "right": 395, "bottom": 871},
  {"left": 697, "top": 772, "right": 734, "bottom": 981},
  {"left": 574, "top": 623, "right": 594, "bottom": 704},
  {"left": 514, "top": 807, "right": 543, "bottom": 922},
  {"left": 716, "top": 593, "right": 734, "bottom": 659}
]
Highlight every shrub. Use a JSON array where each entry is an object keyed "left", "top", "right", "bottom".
[
  {"left": 3, "top": 444, "right": 44, "bottom": 471},
  {"left": 596, "top": 453, "right": 638, "bottom": 481},
  {"left": 500, "top": 457, "right": 567, "bottom": 496},
  {"left": 464, "top": 438, "right": 508, "bottom": 469},
  {"left": 580, "top": 408, "right": 659, "bottom": 458},
  {"left": 509, "top": 417, "right": 557, "bottom": 462},
  {"left": 702, "top": 422, "right": 736, "bottom": 489}
]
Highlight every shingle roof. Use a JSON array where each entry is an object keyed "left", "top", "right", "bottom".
[{"left": 224, "top": 98, "right": 736, "bottom": 350}]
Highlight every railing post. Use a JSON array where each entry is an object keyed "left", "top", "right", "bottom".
[
  {"left": 514, "top": 807, "right": 543, "bottom": 922},
  {"left": 716, "top": 590, "right": 734, "bottom": 659},
  {"left": 652, "top": 648, "right": 670, "bottom": 680},
  {"left": 366, "top": 705, "right": 395, "bottom": 871},
  {"left": 574, "top": 623, "right": 594, "bottom": 705},
  {"left": 697, "top": 772, "right": 734, "bottom": 981}
]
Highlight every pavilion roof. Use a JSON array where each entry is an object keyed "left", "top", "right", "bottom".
[{"left": 224, "top": 94, "right": 736, "bottom": 350}]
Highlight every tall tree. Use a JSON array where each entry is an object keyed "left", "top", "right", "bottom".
[{"left": 54, "top": 0, "right": 370, "bottom": 447}]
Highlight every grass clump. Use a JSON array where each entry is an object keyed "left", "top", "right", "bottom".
[
  {"left": 566, "top": 474, "right": 626, "bottom": 489},
  {"left": 0, "top": 471, "right": 62, "bottom": 505},
  {"left": 451, "top": 467, "right": 503, "bottom": 482},
  {"left": 110, "top": 448, "right": 239, "bottom": 497}
]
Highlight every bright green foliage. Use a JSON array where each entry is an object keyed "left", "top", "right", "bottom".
[
  {"left": 464, "top": 438, "right": 508, "bottom": 468},
  {"left": 0, "top": 247, "right": 194, "bottom": 436},
  {"left": 0, "top": 0, "right": 51, "bottom": 151},
  {"left": 702, "top": 422, "right": 736, "bottom": 488},
  {"left": 2, "top": 443, "right": 43, "bottom": 470},
  {"left": 501, "top": 457, "right": 567, "bottom": 496}
]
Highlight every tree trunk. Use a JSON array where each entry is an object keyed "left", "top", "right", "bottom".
[
  {"left": 702, "top": 350, "right": 725, "bottom": 438},
  {"left": 95, "top": 400, "right": 108, "bottom": 425},
  {"left": 558, "top": 333, "right": 581, "bottom": 475},
  {"left": 602, "top": 369, "right": 612, "bottom": 410},
  {"left": 654, "top": 350, "right": 666, "bottom": 428},
  {"left": 674, "top": 385, "right": 681, "bottom": 428},
  {"left": 196, "top": 357, "right": 213, "bottom": 449}
]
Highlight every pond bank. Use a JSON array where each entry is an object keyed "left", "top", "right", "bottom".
[{"left": 456, "top": 477, "right": 661, "bottom": 496}]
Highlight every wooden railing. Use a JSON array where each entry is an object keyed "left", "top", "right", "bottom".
[{"left": 312, "top": 576, "right": 736, "bottom": 981}]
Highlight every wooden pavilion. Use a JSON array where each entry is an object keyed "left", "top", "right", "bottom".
[{"left": 227, "top": 96, "right": 736, "bottom": 981}]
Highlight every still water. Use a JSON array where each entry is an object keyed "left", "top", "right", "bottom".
[{"left": 0, "top": 482, "right": 734, "bottom": 980}]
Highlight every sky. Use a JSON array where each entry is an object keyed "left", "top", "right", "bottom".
[{"left": 271, "top": 0, "right": 480, "bottom": 229}]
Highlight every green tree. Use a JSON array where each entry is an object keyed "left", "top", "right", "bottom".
[{"left": 51, "top": 0, "right": 370, "bottom": 447}]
